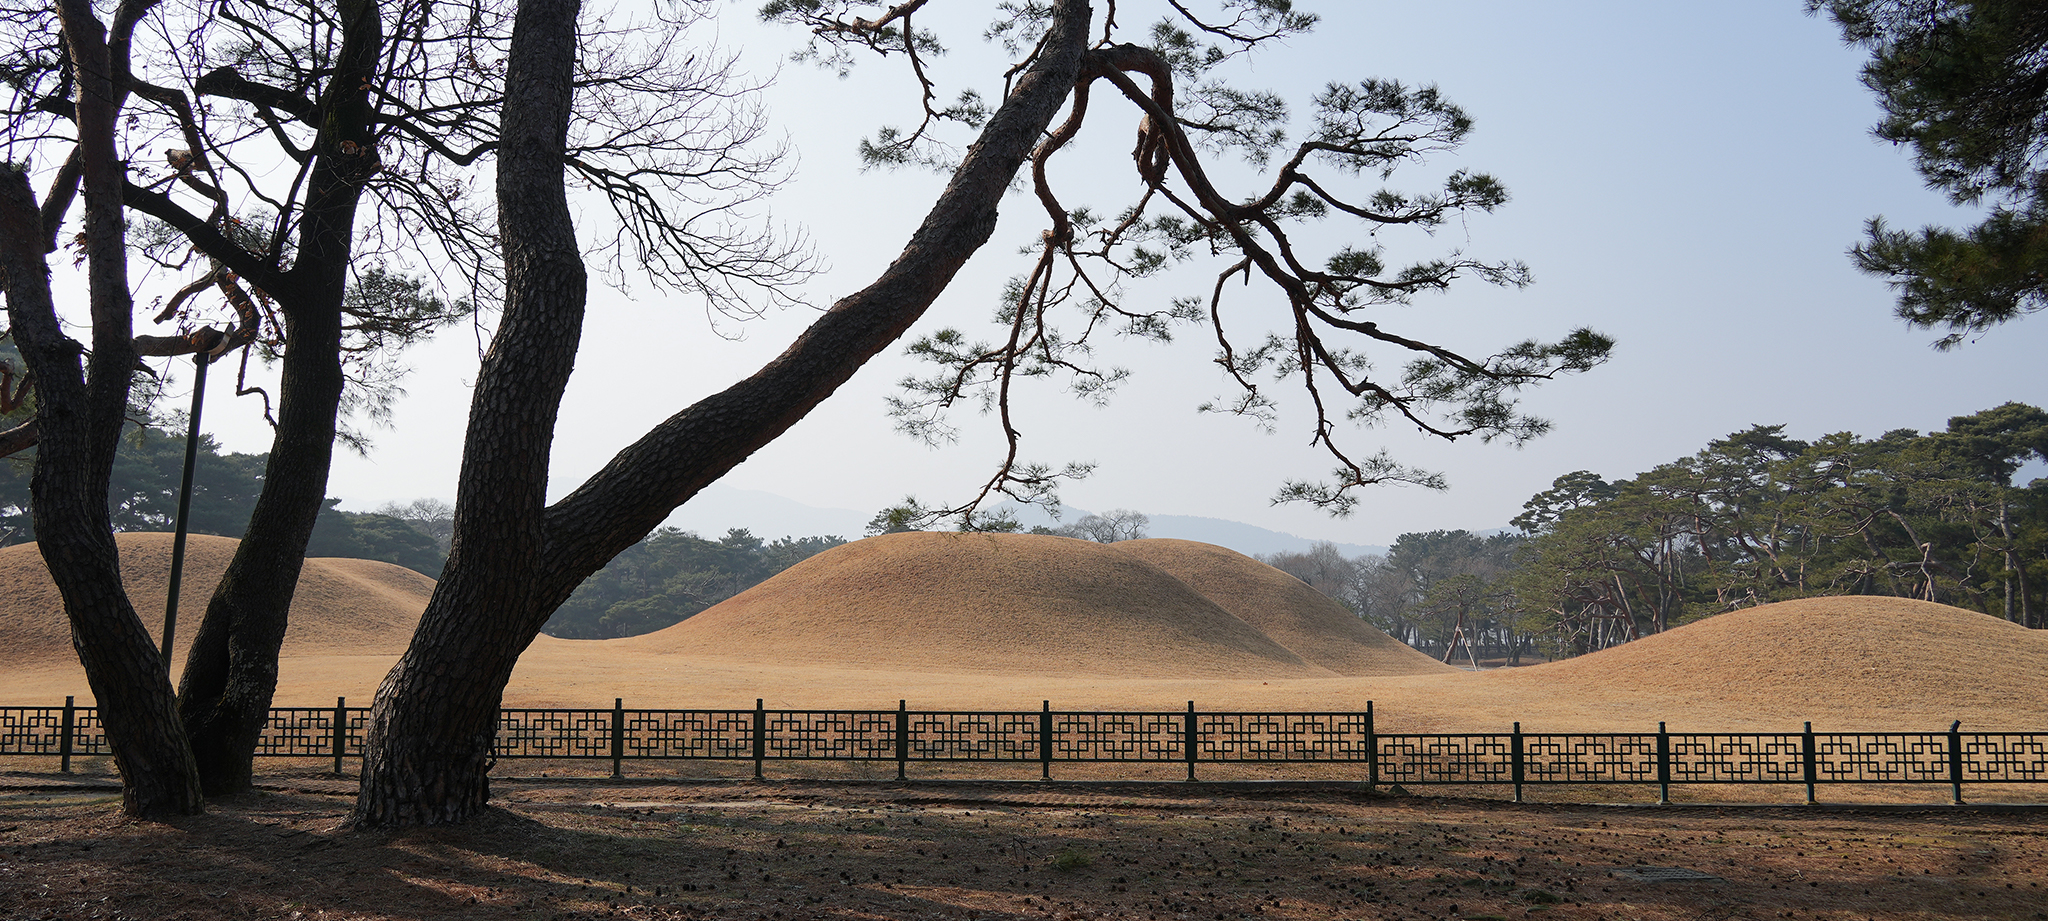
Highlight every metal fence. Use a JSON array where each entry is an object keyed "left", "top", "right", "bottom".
[{"left": 5, "top": 697, "right": 2043, "bottom": 803}]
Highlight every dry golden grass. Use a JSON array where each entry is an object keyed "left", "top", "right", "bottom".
[
  {"left": 0, "top": 533, "right": 429, "bottom": 679},
  {"left": 3, "top": 533, "right": 2046, "bottom": 736},
  {"left": 1111, "top": 538, "right": 1452, "bottom": 677},
  {"left": 607, "top": 532, "right": 1325, "bottom": 678},
  {"left": 1471, "top": 596, "right": 2048, "bottom": 731}
]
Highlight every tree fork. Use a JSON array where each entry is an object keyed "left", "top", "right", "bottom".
[
  {"left": 348, "top": 0, "right": 1095, "bottom": 828},
  {"left": 348, "top": 0, "right": 590, "bottom": 826},
  {"left": 173, "top": 0, "right": 376, "bottom": 796}
]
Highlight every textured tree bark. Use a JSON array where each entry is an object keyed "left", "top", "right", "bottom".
[
  {"left": 349, "top": 0, "right": 588, "bottom": 827},
  {"left": 349, "top": 0, "right": 1095, "bottom": 828},
  {"left": 173, "top": 0, "right": 376, "bottom": 797},
  {"left": 2, "top": 0, "right": 203, "bottom": 818},
  {"left": 174, "top": 291, "right": 345, "bottom": 793}
]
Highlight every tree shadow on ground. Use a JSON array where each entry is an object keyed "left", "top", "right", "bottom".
[{"left": 4, "top": 783, "right": 2046, "bottom": 920}]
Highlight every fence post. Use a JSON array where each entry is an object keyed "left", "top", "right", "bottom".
[
  {"left": 1184, "top": 701, "right": 1198, "bottom": 782},
  {"left": 896, "top": 700, "right": 909, "bottom": 781},
  {"left": 753, "top": 699, "right": 767, "bottom": 780},
  {"left": 1364, "top": 701, "right": 1377, "bottom": 794},
  {"left": 1947, "top": 720, "right": 1965, "bottom": 806},
  {"left": 1040, "top": 701, "right": 1053, "bottom": 781},
  {"left": 1656, "top": 721, "right": 1670, "bottom": 806},
  {"left": 1511, "top": 722, "right": 1525, "bottom": 804},
  {"left": 610, "top": 698, "right": 626, "bottom": 779},
  {"left": 332, "top": 697, "right": 347, "bottom": 775},
  {"left": 1802, "top": 721, "right": 1818, "bottom": 806},
  {"left": 59, "top": 696, "right": 75, "bottom": 774}
]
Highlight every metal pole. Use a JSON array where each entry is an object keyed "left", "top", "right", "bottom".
[
  {"left": 1039, "top": 701, "right": 1053, "bottom": 781},
  {"left": 610, "top": 698, "right": 625, "bottom": 779},
  {"left": 1511, "top": 722, "right": 1524, "bottom": 804},
  {"left": 752, "top": 699, "right": 766, "bottom": 780},
  {"left": 895, "top": 700, "right": 909, "bottom": 781},
  {"left": 332, "top": 697, "right": 347, "bottom": 775},
  {"left": 59, "top": 696, "right": 75, "bottom": 774},
  {"left": 1656, "top": 721, "right": 1671, "bottom": 805},
  {"left": 1947, "top": 720, "right": 1965, "bottom": 805},
  {"left": 1364, "top": 700, "right": 1377, "bottom": 794},
  {"left": 1802, "top": 721, "right": 1819, "bottom": 806},
  {"left": 161, "top": 352, "right": 210, "bottom": 672}
]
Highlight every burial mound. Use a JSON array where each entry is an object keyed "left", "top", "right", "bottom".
[
  {"left": 607, "top": 531, "right": 1337, "bottom": 679},
  {"left": 0, "top": 533, "right": 433, "bottom": 675},
  {"left": 1111, "top": 538, "right": 1454, "bottom": 677},
  {"left": 1480, "top": 595, "right": 2048, "bottom": 728}
]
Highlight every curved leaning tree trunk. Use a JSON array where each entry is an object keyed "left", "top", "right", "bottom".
[
  {"left": 348, "top": 0, "right": 589, "bottom": 827},
  {"left": 0, "top": 0, "right": 203, "bottom": 818},
  {"left": 169, "top": 0, "right": 375, "bottom": 797},
  {"left": 347, "top": 0, "right": 1095, "bottom": 827}
]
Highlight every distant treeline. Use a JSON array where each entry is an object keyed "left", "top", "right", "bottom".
[
  {"left": 0, "top": 418, "right": 446, "bottom": 578},
  {"left": 1256, "top": 531, "right": 1529, "bottom": 662},
  {"left": 0, "top": 412, "right": 848, "bottom": 640},
  {"left": 1256, "top": 403, "right": 2048, "bottom": 662},
  {"left": 539, "top": 529, "right": 846, "bottom": 639},
  {"left": 11, "top": 399, "right": 2041, "bottom": 656}
]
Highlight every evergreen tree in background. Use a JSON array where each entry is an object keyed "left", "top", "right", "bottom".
[
  {"left": 1258, "top": 403, "right": 2048, "bottom": 663},
  {"left": 543, "top": 529, "right": 846, "bottom": 638},
  {"left": 1506, "top": 402, "right": 2048, "bottom": 640},
  {"left": 2, "top": 417, "right": 445, "bottom": 579},
  {"left": 304, "top": 503, "right": 447, "bottom": 579},
  {"left": 1811, "top": 1, "right": 2048, "bottom": 345},
  {"left": 0, "top": 338, "right": 28, "bottom": 458}
]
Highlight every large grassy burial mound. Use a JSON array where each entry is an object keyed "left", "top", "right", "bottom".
[
  {"left": 1112, "top": 538, "right": 1453, "bottom": 678},
  {"left": 0, "top": 533, "right": 431, "bottom": 687},
  {"left": 1477, "top": 596, "right": 2048, "bottom": 730},
  {"left": 606, "top": 532, "right": 1333, "bottom": 679},
  {"left": 6, "top": 534, "right": 2047, "bottom": 736}
]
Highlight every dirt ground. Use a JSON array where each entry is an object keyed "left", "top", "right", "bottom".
[{"left": 3, "top": 769, "right": 2044, "bottom": 921}]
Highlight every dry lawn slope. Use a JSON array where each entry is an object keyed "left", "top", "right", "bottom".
[
  {"left": 1475, "top": 595, "right": 2048, "bottom": 731},
  {"left": 5, "top": 534, "right": 2047, "bottom": 737},
  {"left": 1111, "top": 538, "right": 1452, "bottom": 677},
  {"left": 0, "top": 533, "right": 431, "bottom": 702},
  {"left": 604, "top": 532, "right": 1329, "bottom": 679}
]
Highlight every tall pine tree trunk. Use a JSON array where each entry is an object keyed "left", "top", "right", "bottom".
[
  {"left": 350, "top": 0, "right": 589, "bottom": 826},
  {"left": 173, "top": 0, "right": 377, "bottom": 795},
  {"left": 1, "top": 0, "right": 203, "bottom": 818},
  {"left": 349, "top": 0, "right": 1093, "bottom": 827},
  {"left": 175, "top": 299, "right": 345, "bottom": 793}
]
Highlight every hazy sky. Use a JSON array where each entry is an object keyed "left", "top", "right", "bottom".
[{"left": 179, "top": 1, "right": 2044, "bottom": 548}]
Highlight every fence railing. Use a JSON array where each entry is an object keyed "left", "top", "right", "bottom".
[{"left": 5, "top": 697, "right": 2043, "bottom": 803}]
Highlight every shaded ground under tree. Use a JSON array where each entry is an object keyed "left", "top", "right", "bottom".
[{"left": 2, "top": 776, "right": 2042, "bottom": 920}]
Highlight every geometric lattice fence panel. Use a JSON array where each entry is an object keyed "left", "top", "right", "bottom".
[{"left": 4, "top": 700, "right": 2043, "bottom": 800}]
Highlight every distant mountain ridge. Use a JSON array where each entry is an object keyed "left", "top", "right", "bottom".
[
  {"left": 1144, "top": 514, "right": 1385, "bottom": 558},
  {"left": 660, "top": 484, "right": 872, "bottom": 540},
  {"left": 661, "top": 485, "right": 1386, "bottom": 558}
]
